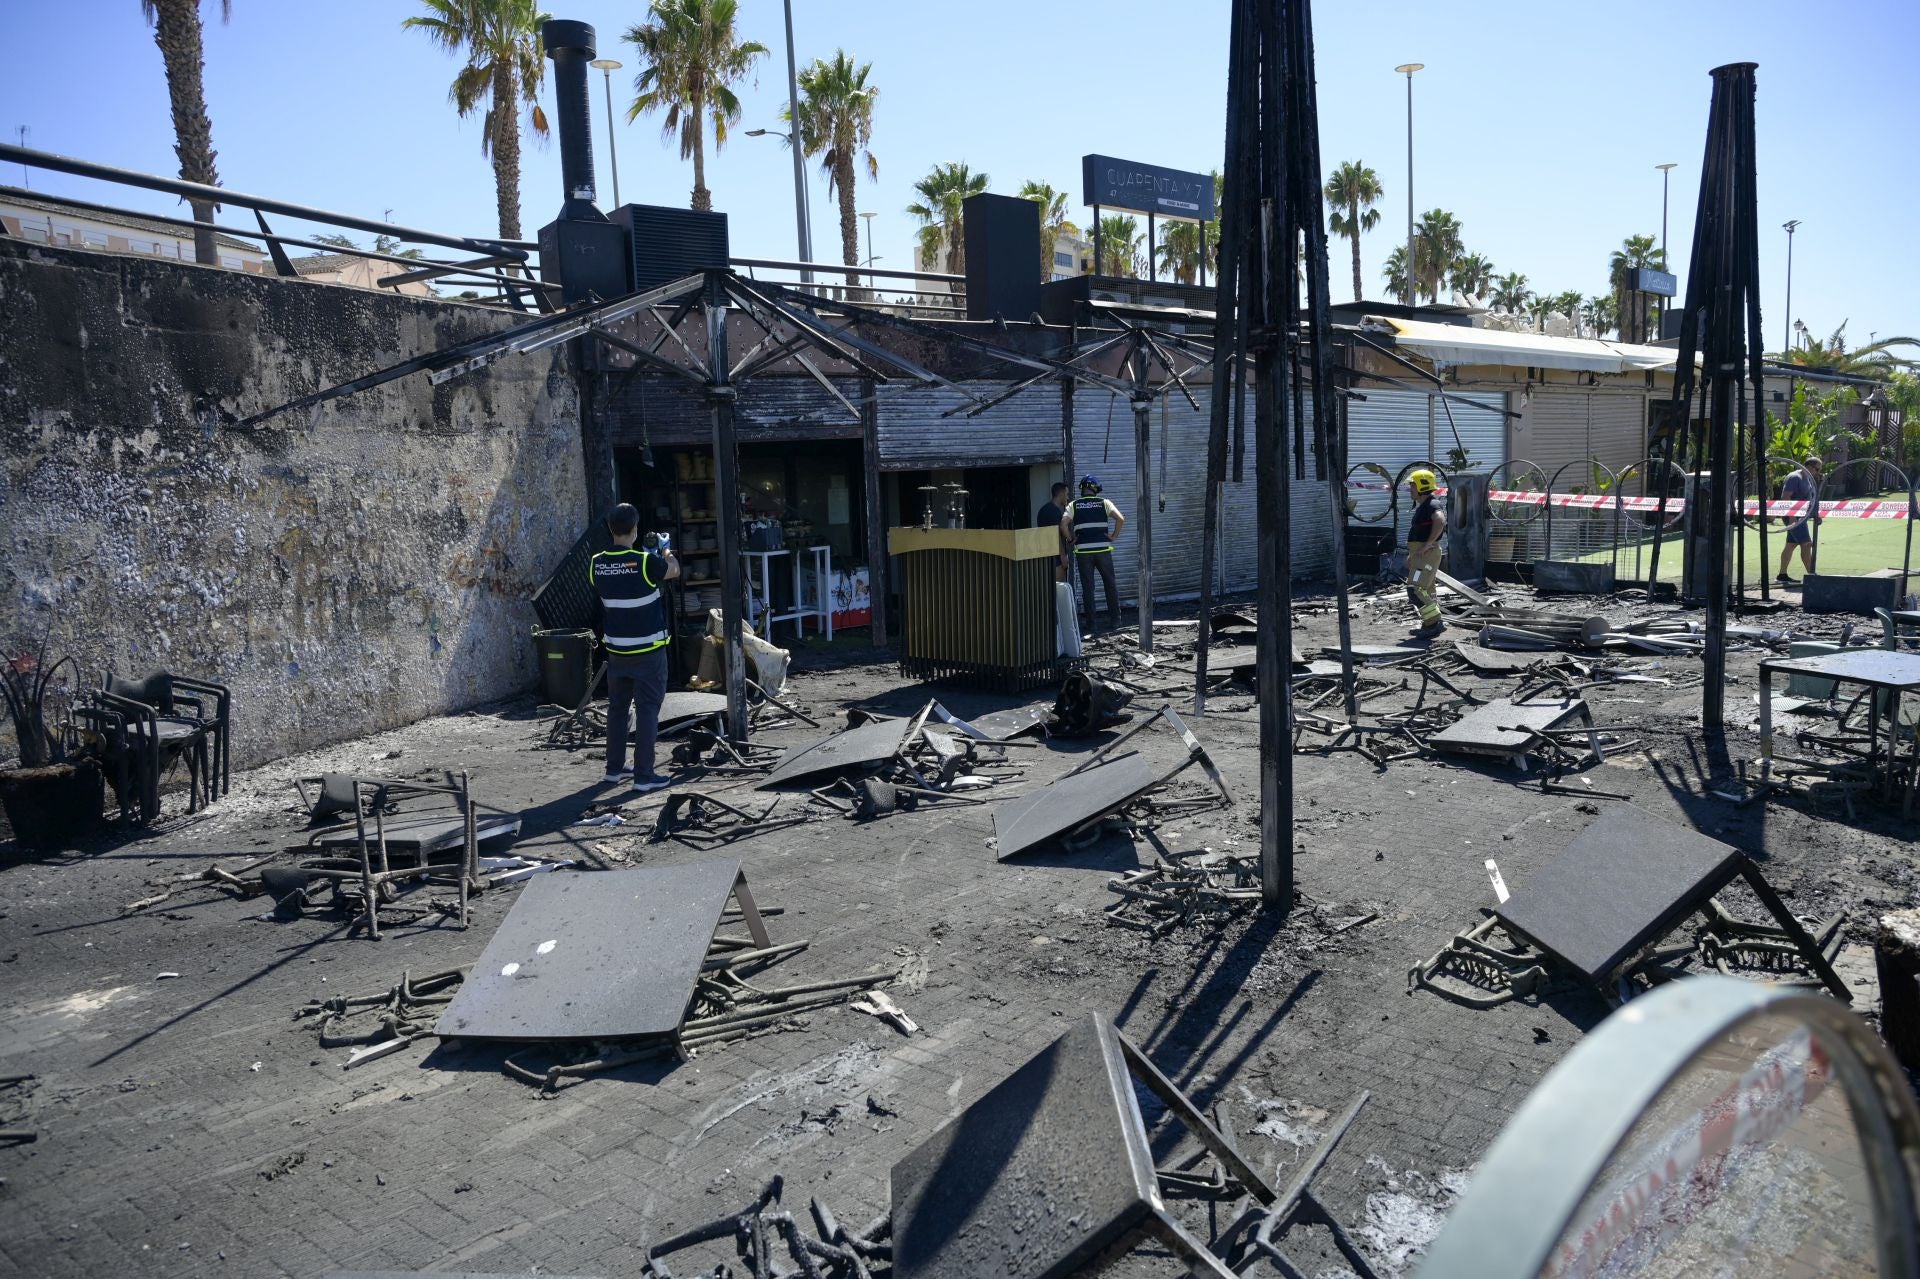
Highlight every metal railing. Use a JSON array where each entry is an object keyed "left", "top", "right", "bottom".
[
  {"left": 727, "top": 254, "right": 968, "bottom": 319},
  {"left": 0, "top": 142, "right": 550, "bottom": 308},
  {"left": 0, "top": 142, "right": 977, "bottom": 321}
]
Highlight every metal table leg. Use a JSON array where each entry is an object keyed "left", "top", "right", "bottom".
[{"left": 1757, "top": 663, "right": 1775, "bottom": 784}]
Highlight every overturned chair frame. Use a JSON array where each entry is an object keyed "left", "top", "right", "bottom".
[{"left": 291, "top": 773, "right": 485, "bottom": 939}]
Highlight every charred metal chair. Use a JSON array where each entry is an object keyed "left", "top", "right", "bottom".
[
  {"left": 75, "top": 670, "right": 230, "bottom": 826},
  {"left": 281, "top": 773, "right": 503, "bottom": 939}
]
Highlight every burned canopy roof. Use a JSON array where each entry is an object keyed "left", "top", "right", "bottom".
[{"left": 237, "top": 272, "right": 1148, "bottom": 433}]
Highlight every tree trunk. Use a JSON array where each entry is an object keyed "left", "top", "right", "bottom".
[
  {"left": 150, "top": 0, "right": 221, "bottom": 265},
  {"left": 948, "top": 216, "right": 965, "bottom": 277},
  {"left": 492, "top": 59, "right": 523, "bottom": 240},
  {"left": 836, "top": 151, "right": 860, "bottom": 294},
  {"left": 1348, "top": 206, "right": 1363, "bottom": 302},
  {"left": 691, "top": 95, "right": 710, "bottom": 211}
]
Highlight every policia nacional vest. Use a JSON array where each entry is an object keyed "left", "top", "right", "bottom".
[
  {"left": 1071, "top": 497, "right": 1112, "bottom": 554},
  {"left": 589, "top": 548, "right": 670, "bottom": 655}
]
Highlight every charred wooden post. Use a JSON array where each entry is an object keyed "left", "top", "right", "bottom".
[
  {"left": 704, "top": 275, "right": 749, "bottom": 741},
  {"left": 1204, "top": 0, "right": 1338, "bottom": 912}
]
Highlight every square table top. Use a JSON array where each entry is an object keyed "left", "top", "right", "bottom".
[
  {"left": 1758, "top": 648, "right": 1920, "bottom": 693},
  {"left": 1497, "top": 806, "right": 1742, "bottom": 982},
  {"left": 435, "top": 860, "right": 743, "bottom": 1042}
]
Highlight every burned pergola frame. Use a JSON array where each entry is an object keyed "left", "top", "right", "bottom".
[
  {"left": 240, "top": 269, "right": 1141, "bottom": 742},
  {"left": 946, "top": 316, "right": 1215, "bottom": 654}
]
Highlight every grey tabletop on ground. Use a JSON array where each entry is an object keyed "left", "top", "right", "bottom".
[
  {"left": 954, "top": 703, "right": 1052, "bottom": 741},
  {"left": 757, "top": 716, "right": 912, "bottom": 789},
  {"left": 992, "top": 752, "right": 1169, "bottom": 861},
  {"left": 434, "top": 859, "right": 742, "bottom": 1041},
  {"left": 1758, "top": 648, "right": 1920, "bottom": 691},
  {"left": 890, "top": 1015, "right": 1155, "bottom": 1279},
  {"left": 1429, "top": 698, "right": 1586, "bottom": 755},
  {"left": 659, "top": 690, "right": 729, "bottom": 724},
  {"left": 1496, "top": 806, "right": 1741, "bottom": 982}
]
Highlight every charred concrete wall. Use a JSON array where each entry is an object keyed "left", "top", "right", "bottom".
[{"left": 0, "top": 239, "right": 586, "bottom": 769}]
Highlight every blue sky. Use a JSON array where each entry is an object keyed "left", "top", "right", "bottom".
[{"left": 5, "top": 0, "right": 1916, "bottom": 347}]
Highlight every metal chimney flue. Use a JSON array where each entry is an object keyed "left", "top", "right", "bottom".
[{"left": 542, "top": 19, "right": 605, "bottom": 223}]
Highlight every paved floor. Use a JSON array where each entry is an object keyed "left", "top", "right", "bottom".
[{"left": 0, "top": 586, "right": 1911, "bottom": 1278}]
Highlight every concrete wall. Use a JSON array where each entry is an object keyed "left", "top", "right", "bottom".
[{"left": 0, "top": 240, "right": 587, "bottom": 769}]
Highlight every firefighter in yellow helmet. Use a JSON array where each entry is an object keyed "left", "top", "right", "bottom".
[{"left": 1404, "top": 468, "right": 1446, "bottom": 638}]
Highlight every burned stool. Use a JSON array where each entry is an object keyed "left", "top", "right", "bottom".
[{"left": 1411, "top": 805, "right": 1850, "bottom": 1008}]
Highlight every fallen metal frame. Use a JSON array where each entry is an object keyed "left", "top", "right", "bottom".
[
  {"left": 1215, "top": 1091, "right": 1383, "bottom": 1279},
  {"left": 651, "top": 790, "right": 809, "bottom": 846},
  {"left": 640, "top": 1175, "right": 893, "bottom": 1279},
  {"left": 290, "top": 773, "right": 488, "bottom": 940}
]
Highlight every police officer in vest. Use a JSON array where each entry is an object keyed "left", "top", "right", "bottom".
[
  {"left": 1060, "top": 474, "right": 1126, "bottom": 634},
  {"left": 1404, "top": 469, "right": 1446, "bottom": 639},
  {"left": 591, "top": 503, "right": 680, "bottom": 793}
]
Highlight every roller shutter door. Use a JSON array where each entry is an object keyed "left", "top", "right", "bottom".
[
  {"left": 875, "top": 380, "right": 1066, "bottom": 470},
  {"left": 1070, "top": 384, "right": 1332, "bottom": 604}
]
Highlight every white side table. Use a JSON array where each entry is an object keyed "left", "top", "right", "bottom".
[
  {"left": 792, "top": 545, "right": 833, "bottom": 641},
  {"left": 743, "top": 549, "right": 791, "bottom": 636}
]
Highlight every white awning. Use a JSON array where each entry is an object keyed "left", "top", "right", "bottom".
[{"left": 1369, "top": 317, "right": 1685, "bottom": 375}]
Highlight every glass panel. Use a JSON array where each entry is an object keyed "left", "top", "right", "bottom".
[{"left": 1545, "top": 1013, "right": 1877, "bottom": 1278}]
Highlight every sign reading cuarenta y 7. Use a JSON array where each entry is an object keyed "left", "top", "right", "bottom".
[{"left": 1082, "top": 155, "right": 1216, "bottom": 222}]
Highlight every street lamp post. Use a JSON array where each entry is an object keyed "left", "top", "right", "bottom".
[
  {"left": 591, "top": 58, "right": 623, "bottom": 208},
  {"left": 1782, "top": 219, "right": 1801, "bottom": 353},
  {"left": 1655, "top": 162, "right": 1677, "bottom": 261},
  {"left": 781, "top": 0, "right": 813, "bottom": 283},
  {"left": 746, "top": 128, "right": 814, "bottom": 278},
  {"left": 859, "top": 210, "right": 878, "bottom": 295},
  {"left": 1395, "top": 62, "right": 1423, "bottom": 307}
]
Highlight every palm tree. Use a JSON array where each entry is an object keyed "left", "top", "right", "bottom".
[
  {"left": 1096, "top": 214, "right": 1144, "bottom": 279},
  {"left": 1449, "top": 251, "right": 1496, "bottom": 303},
  {"left": 1155, "top": 221, "right": 1205, "bottom": 285},
  {"left": 404, "top": 0, "right": 550, "bottom": 240},
  {"left": 1490, "top": 271, "right": 1530, "bottom": 315},
  {"left": 1413, "top": 209, "right": 1463, "bottom": 302},
  {"left": 141, "top": 0, "right": 228, "bottom": 265},
  {"left": 623, "top": 0, "right": 767, "bottom": 213},
  {"left": 1018, "top": 180, "right": 1077, "bottom": 283},
  {"left": 1779, "top": 322, "right": 1920, "bottom": 377},
  {"left": 1606, "top": 234, "right": 1664, "bottom": 342},
  {"left": 1323, "top": 161, "right": 1383, "bottom": 303},
  {"left": 793, "top": 50, "right": 877, "bottom": 291},
  {"left": 1582, "top": 294, "right": 1618, "bottom": 339},
  {"left": 1552, "top": 290, "right": 1584, "bottom": 331},
  {"left": 906, "top": 162, "right": 988, "bottom": 273},
  {"left": 1525, "top": 293, "right": 1556, "bottom": 333},
  {"left": 1382, "top": 245, "right": 1412, "bottom": 302}
]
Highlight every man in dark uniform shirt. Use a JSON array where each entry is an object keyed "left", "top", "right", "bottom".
[
  {"left": 591, "top": 503, "right": 680, "bottom": 793},
  {"left": 1037, "top": 480, "right": 1070, "bottom": 580}
]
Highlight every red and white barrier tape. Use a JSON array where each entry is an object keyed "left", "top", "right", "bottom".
[{"left": 1345, "top": 478, "right": 1915, "bottom": 519}]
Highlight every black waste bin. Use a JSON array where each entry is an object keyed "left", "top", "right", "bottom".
[{"left": 533, "top": 628, "right": 597, "bottom": 708}]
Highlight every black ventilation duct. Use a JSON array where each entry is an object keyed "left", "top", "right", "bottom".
[
  {"left": 537, "top": 19, "right": 629, "bottom": 304},
  {"left": 541, "top": 19, "right": 604, "bottom": 223}
]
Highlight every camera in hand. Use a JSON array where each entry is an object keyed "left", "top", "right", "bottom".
[{"left": 642, "top": 531, "right": 672, "bottom": 552}]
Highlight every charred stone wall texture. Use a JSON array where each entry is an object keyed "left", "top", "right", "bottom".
[{"left": 0, "top": 240, "right": 586, "bottom": 769}]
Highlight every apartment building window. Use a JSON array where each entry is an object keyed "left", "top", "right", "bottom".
[{"left": 1053, "top": 251, "right": 1074, "bottom": 268}]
